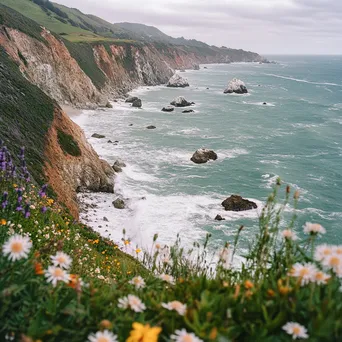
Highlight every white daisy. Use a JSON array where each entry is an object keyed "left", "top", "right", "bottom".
[
  {"left": 314, "top": 244, "right": 333, "bottom": 262},
  {"left": 2, "top": 234, "right": 32, "bottom": 261},
  {"left": 159, "top": 273, "right": 175, "bottom": 285},
  {"left": 118, "top": 295, "right": 146, "bottom": 312},
  {"left": 303, "top": 222, "right": 326, "bottom": 235},
  {"left": 88, "top": 330, "right": 118, "bottom": 342},
  {"left": 162, "top": 301, "right": 187, "bottom": 316},
  {"left": 312, "top": 271, "right": 330, "bottom": 285},
  {"left": 281, "top": 229, "right": 298, "bottom": 241},
  {"left": 50, "top": 251, "right": 72, "bottom": 269},
  {"left": 332, "top": 245, "right": 342, "bottom": 256},
  {"left": 321, "top": 254, "right": 342, "bottom": 272},
  {"left": 45, "top": 266, "right": 70, "bottom": 287},
  {"left": 282, "top": 322, "right": 309, "bottom": 339},
  {"left": 170, "top": 329, "right": 203, "bottom": 342},
  {"left": 129, "top": 276, "right": 146, "bottom": 289},
  {"left": 290, "top": 263, "right": 317, "bottom": 286}
]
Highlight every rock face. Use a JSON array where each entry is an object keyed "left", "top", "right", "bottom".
[
  {"left": 190, "top": 149, "right": 218, "bottom": 164},
  {"left": 132, "top": 98, "right": 142, "bottom": 108},
  {"left": 167, "top": 74, "right": 189, "bottom": 88},
  {"left": 113, "top": 198, "right": 125, "bottom": 209},
  {"left": 125, "top": 96, "right": 139, "bottom": 103},
  {"left": 44, "top": 107, "right": 115, "bottom": 219},
  {"left": 162, "top": 106, "right": 175, "bottom": 112},
  {"left": 92, "top": 133, "right": 106, "bottom": 139},
  {"left": 170, "top": 96, "right": 193, "bottom": 107},
  {"left": 146, "top": 125, "right": 156, "bottom": 129},
  {"left": 221, "top": 195, "right": 257, "bottom": 211},
  {"left": 224, "top": 78, "right": 248, "bottom": 94}
]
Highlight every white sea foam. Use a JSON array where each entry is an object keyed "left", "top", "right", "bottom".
[{"left": 265, "top": 73, "right": 342, "bottom": 87}]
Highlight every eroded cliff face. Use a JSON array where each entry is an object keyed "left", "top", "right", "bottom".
[
  {"left": 0, "top": 27, "right": 106, "bottom": 108},
  {"left": 44, "top": 107, "right": 114, "bottom": 219}
]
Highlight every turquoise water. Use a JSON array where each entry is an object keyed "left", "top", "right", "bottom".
[{"left": 74, "top": 56, "right": 342, "bottom": 250}]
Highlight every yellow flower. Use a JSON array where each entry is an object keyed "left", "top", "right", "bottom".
[
  {"left": 1, "top": 219, "right": 6, "bottom": 226},
  {"left": 126, "top": 322, "right": 161, "bottom": 342},
  {"left": 244, "top": 280, "right": 254, "bottom": 289},
  {"left": 47, "top": 198, "right": 54, "bottom": 205},
  {"left": 135, "top": 248, "right": 142, "bottom": 254},
  {"left": 13, "top": 183, "right": 18, "bottom": 188},
  {"left": 124, "top": 240, "right": 130, "bottom": 246}
]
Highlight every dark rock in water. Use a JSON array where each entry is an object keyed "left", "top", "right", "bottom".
[
  {"left": 113, "top": 100, "right": 118, "bottom": 102},
  {"left": 141, "top": 196, "right": 146, "bottom": 200},
  {"left": 105, "top": 101, "right": 113, "bottom": 108},
  {"left": 129, "top": 124, "right": 133, "bottom": 126},
  {"left": 221, "top": 195, "right": 257, "bottom": 211},
  {"left": 125, "top": 96, "right": 139, "bottom": 103},
  {"left": 103, "top": 217, "right": 109, "bottom": 222},
  {"left": 206, "top": 87, "right": 209, "bottom": 89},
  {"left": 113, "top": 198, "right": 125, "bottom": 209},
  {"left": 146, "top": 125, "right": 156, "bottom": 129},
  {"left": 162, "top": 106, "right": 175, "bottom": 112},
  {"left": 107, "top": 140, "right": 113, "bottom": 143},
  {"left": 215, "top": 214, "right": 225, "bottom": 221},
  {"left": 132, "top": 98, "right": 142, "bottom": 108},
  {"left": 167, "top": 74, "right": 189, "bottom": 88},
  {"left": 114, "top": 140, "right": 119, "bottom": 143},
  {"left": 224, "top": 78, "right": 248, "bottom": 94},
  {"left": 263, "top": 102, "right": 267, "bottom": 105},
  {"left": 191, "top": 148, "right": 218, "bottom": 164},
  {"left": 170, "top": 96, "right": 193, "bottom": 107},
  {"left": 193, "top": 64, "right": 200, "bottom": 70},
  {"left": 182, "top": 109, "right": 194, "bottom": 113},
  {"left": 92, "top": 133, "right": 105, "bottom": 139},
  {"left": 114, "top": 160, "right": 126, "bottom": 168},
  {"left": 204, "top": 67, "right": 208, "bottom": 69},
  {"left": 112, "top": 165, "right": 122, "bottom": 173}
]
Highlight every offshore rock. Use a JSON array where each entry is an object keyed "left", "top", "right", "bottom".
[
  {"left": 167, "top": 74, "right": 189, "bottom": 88},
  {"left": 215, "top": 214, "right": 225, "bottom": 221},
  {"left": 162, "top": 106, "right": 175, "bottom": 112},
  {"left": 125, "top": 96, "right": 139, "bottom": 103},
  {"left": 190, "top": 148, "right": 218, "bottom": 164},
  {"left": 221, "top": 195, "right": 257, "bottom": 211},
  {"left": 113, "top": 198, "right": 125, "bottom": 209},
  {"left": 92, "top": 133, "right": 105, "bottom": 139},
  {"left": 132, "top": 98, "right": 142, "bottom": 108},
  {"left": 146, "top": 125, "right": 156, "bottom": 129},
  {"left": 193, "top": 64, "right": 200, "bottom": 70},
  {"left": 182, "top": 109, "right": 194, "bottom": 113},
  {"left": 170, "top": 96, "right": 193, "bottom": 107},
  {"left": 224, "top": 78, "right": 248, "bottom": 94}
]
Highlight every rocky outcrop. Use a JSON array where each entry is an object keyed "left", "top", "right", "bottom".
[
  {"left": 44, "top": 107, "right": 114, "bottom": 219},
  {"left": 224, "top": 79, "right": 248, "bottom": 94},
  {"left": 146, "top": 125, "right": 156, "bottom": 129},
  {"left": 182, "top": 109, "right": 194, "bottom": 113},
  {"left": 167, "top": 74, "right": 189, "bottom": 88},
  {"left": 193, "top": 64, "right": 200, "bottom": 70},
  {"left": 125, "top": 96, "right": 139, "bottom": 103},
  {"left": 92, "top": 133, "right": 106, "bottom": 139},
  {"left": 215, "top": 214, "right": 225, "bottom": 221},
  {"left": 113, "top": 198, "right": 125, "bottom": 209},
  {"left": 170, "top": 96, "right": 193, "bottom": 107},
  {"left": 162, "top": 106, "right": 175, "bottom": 112},
  {"left": 132, "top": 98, "right": 142, "bottom": 108},
  {"left": 221, "top": 195, "right": 257, "bottom": 211},
  {"left": 190, "top": 149, "right": 218, "bottom": 164}
]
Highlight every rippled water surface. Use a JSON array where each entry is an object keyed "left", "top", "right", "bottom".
[{"left": 73, "top": 56, "right": 342, "bottom": 250}]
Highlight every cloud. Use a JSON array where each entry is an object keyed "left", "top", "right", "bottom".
[{"left": 56, "top": 0, "right": 342, "bottom": 54}]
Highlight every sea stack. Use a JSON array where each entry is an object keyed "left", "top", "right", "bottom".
[
  {"left": 224, "top": 78, "right": 248, "bottom": 94},
  {"left": 167, "top": 74, "right": 189, "bottom": 88}
]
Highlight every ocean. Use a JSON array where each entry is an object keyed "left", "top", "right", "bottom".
[{"left": 72, "top": 55, "right": 342, "bottom": 253}]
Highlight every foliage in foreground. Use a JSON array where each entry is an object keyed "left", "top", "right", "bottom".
[{"left": 1, "top": 143, "right": 342, "bottom": 342}]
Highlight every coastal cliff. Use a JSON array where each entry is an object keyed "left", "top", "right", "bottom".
[{"left": 0, "top": 3, "right": 263, "bottom": 217}]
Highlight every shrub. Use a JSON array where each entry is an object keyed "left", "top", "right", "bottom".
[{"left": 57, "top": 129, "right": 81, "bottom": 157}]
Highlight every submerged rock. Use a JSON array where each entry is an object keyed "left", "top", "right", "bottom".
[
  {"left": 91, "top": 133, "right": 105, "bottom": 139},
  {"left": 113, "top": 198, "right": 125, "bottom": 209},
  {"left": 167, "top": 74, "right": 189, "bottom": 88},
  {"left": 170, "top": 96, "right": 193, "bottom": 107},
  {"left": 162, "top": 106, "right": 175, "bottom": 112},
  {"left": 215, "top": 214, "right": 225, "bottom": 221},
  {"left": 263, "top": 102, "right": 267, "bottom": 105},
  {"left": 190, "top": 148, "right": 218, "bottom": 164},
  {"left": 224, "top": 78, "right": 248, "bottom": 94},
  {"left": 125, "top": 96, "right": 139, "bottom": 103},
  {"left": 132, "top": 98, "right": 142, "bottom": 108},
  {"left": 146, "top": 125, "right": 156, "bottom": 129},
  {"left": 182, "top": 109, "right": 194, "bottom": 113},
  {"left": 221, "top": 195, "right": 257, "bottom": 211}
]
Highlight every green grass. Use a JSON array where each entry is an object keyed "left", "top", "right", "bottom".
[
  {"left": 57, "top": 129, "right": 81, "bottom": 157},
  {"left": 0, "top": 47, "right": 54, "bottom": 184}
]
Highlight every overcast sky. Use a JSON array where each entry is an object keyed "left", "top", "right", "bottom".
[{"left": 56, "top": 0, "right": 342, "bottom": 55}]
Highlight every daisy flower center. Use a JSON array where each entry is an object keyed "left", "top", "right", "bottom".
[
  {"left": 299, "top": 268, "right": 310, "bottom": 277},
  {"left": 330, "top": 257, "right": 340, "bottom": 267},
  {"left": 292, "top": 326, "right": 301, "bottom": 335},
  {"left": 183, "top": 335, "right": 193, "bottom": 342},
  {"left": 57, "top": 256, "right": 66, "bottom": 263},
  {"left": 53, "top": 268, "right": 64, "bottom": 277},
  {"left": 11, "top": 242, "right": 24, "bottom": 253},
  {"left": 97, "top": 337, "right": 110, "bottom": 342}
]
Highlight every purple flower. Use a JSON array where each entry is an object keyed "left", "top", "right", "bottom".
[
  {"left": 41, "top": 206, "right": 47, "bottom": 214},
  {"left": 24, "top": 204, "right": 30, "bottom": 218},
  {"left": 39, "top": 184, "right": 48, "bottom": 198},
  {"left": 16, "top": 206, "right": 23, "bottom": 212}
]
